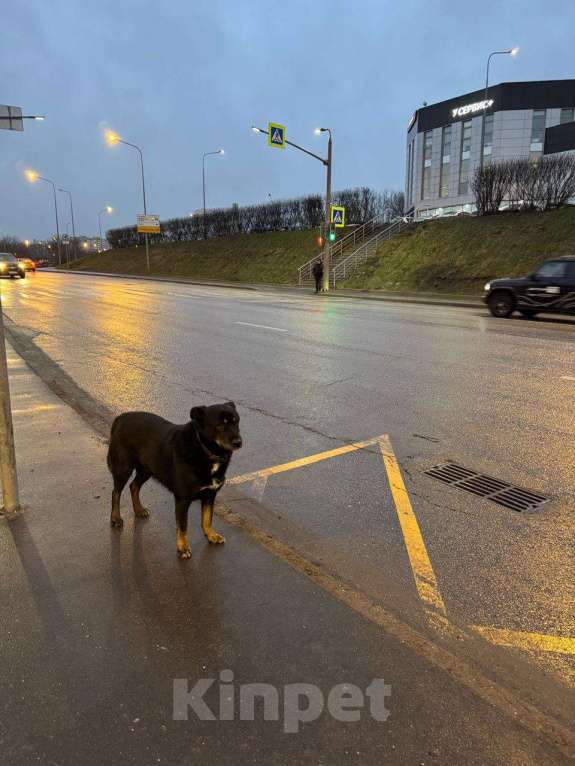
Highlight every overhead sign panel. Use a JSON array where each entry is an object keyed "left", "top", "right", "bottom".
[
  {"left": 268, "top": 122, "right": 286, "bottom": 149},
  {"left": 0, "top": 105, "right": 23, "bottom": 132},
  {"left": 137, "top": 214, "right": 160, "bottom": 234},
  {"left": 330, "top": 205, "right": 345, "bottom": 228}
]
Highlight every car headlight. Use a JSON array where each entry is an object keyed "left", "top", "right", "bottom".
[{"left": 484, "top": 282, "right": 491, "bottom": 291}]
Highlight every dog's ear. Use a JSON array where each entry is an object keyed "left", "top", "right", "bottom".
[
  {"left": 190, "top": 406, "right": 207, "bottom": 424},
  {"left": 226, "top": 401, "right": 237, "bottom": 411}
]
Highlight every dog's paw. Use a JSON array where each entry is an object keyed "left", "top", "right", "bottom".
[
  {"left": 177, "top": 546, "right": 192, "bottom": 559},
  {"left": 110, "top": 516, "right": 124, "bottom": 529},
  {"left": 134, "top": 507, "right": 150, "bottom": 519},
  {"left": 206, "top": 531, "right": 226, "bottom": 545}
]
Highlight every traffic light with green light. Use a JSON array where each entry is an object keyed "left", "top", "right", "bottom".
[{"left": 328, "top": 229, "right": 336, "bottom": 242}]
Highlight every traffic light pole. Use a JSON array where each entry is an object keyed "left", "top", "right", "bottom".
[
  {"left": 252, "top": 126, "right": 333, "bottom": 291},
  {"left": 322, "top": 131, "right": 332, "bottom": 293},
  {"left": 0, "top": 291, "right": 20, "bottom": 515}
]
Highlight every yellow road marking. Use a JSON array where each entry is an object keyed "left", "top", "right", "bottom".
[
  {"left": 228, "top": 435, "right": 383, "bottom": 485},
  {"left": 12, "top": 404, "right": 61, "bottom": 415},
  {"left": 229, "top": 433, "right": 570, "bottom": 654},
  {"left": 472, "top": 625, "right": 575, "bottom": 656},
  {"left": 378, "top": 435, "right": 453, "bottom": 634}
]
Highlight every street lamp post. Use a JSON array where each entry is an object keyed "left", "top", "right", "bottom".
[
  {"left": 58, "top": 187, "right": 76, "bottom": 263},
  {"left": 98, "top": 206, "right": 113, "bottom": 252},
  {"left": 202, "top": 149, "right": 224, "bottom": 240},
  {"left": 315, "top": 128, "right": 333, "bottom": 292},
  {"left": 251, "top": 125, "right": 333, "bottom": 291},
  {"left": 480, "top": 47, "right": 519, "bottom": 168},
  {"left": 105, "top": 131, "right": 150, "bottom": 272},
  {"left": 25, "top": 170, "right": 61, "bottom": 265}
]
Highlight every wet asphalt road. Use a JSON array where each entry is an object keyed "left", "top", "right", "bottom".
[{"left": 1, "top": 272, "right": 574, "bottom": 718}]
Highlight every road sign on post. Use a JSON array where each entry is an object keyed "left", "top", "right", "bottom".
[
  {"left": 330, "top": 205, "right": 345, "bottom": 228},
  {"left": 0, "top": 105, "right": 23, "bottom": 132},
  {"left": 137, "top": 214, "right": 160, "bottom": 234},
  {"left": 268, "top": 122, "right": 286, "bottom": 149}
]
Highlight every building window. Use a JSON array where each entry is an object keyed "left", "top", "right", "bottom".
[
  {"left": 439, "top": 125, "right": 451, "bottom": 197},
  {"left": 421, "top": 131, "right": 433, "bottom": 200},
  {"left": 458, "top": 120, "right": 472, "bottom": 195},
  {"left": 530, "top": 109, "right": 546, "bottom": 161},
  {"left": 483, "top": 113, "right": 494, "bottom": 165},
  {"left": 560, "top": 108, "right": 575, "bottom": 124}
]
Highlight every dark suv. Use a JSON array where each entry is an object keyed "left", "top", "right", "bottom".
[{"left": 484, "top": 256, "right": 575, "bottom": 318}]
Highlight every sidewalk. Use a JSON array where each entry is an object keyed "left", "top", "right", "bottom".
[
  {"left": 54, "top": 268, "right": 483, "bottom": 309},
  {"left": 0, "top": 341, "right": 566, "bottom": 765}
]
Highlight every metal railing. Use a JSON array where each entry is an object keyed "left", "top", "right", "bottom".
[
  {"left": 330, "top": 215, "right": 414, "bottom": 285},
  {"left": 297, "top": 215, "right": 387, "bottom": 285}
]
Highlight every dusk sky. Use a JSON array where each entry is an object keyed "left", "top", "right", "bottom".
[{"left": 2, "top": 0, "right": 574, "bottom": 240}]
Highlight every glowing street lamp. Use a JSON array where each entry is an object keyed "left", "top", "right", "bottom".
[
  {"left": 24, "top": 169, "right": 61, "bottom": 265},
  {"left": 105, "top": 129, "right": 120, "bottom": 145},
  {"left": 98, "top": 206, "right": 114, "bottom": 252}
]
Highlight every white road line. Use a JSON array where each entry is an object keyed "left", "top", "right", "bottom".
[
  {"left": 560, "top": 376, "right": 575, "bottom": 381},
  {"left": 235, "top": 321, "right": 288, "bottom": 333}
]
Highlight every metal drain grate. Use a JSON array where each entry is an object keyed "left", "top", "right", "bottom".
[{"left": 424, "top": 462, "right": 549, "bottom": 512}]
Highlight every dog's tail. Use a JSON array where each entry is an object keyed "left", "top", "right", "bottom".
[{"left": 106, "top": 416, "right": 121, "bottom": 472}]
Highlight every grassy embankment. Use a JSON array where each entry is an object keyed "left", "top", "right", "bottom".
[
  {"left": 340, "top": 207, "right": 575, "bottom": 294},
  {"left": 68, "top": 207, "right": 575, "bottom": 294},
  {"left": 68, "top": 230, "right": 317, "bottom": 285}
]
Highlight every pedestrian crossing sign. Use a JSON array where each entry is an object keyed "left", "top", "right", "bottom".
[
  {"left": 268, "top": 122, "right": 286, "bottom": 149},
  {"left": 331, "top": 205, "right": 345, "bottom": 228}
]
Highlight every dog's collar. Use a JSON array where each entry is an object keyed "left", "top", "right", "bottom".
[{"left": 192, "top": 422, "right": 229, "bottom": 463}]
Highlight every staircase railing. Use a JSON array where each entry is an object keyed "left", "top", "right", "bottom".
[
  {"left": 330, "top": 215, "right": 414, "bottom": 285},
  {"left": 297, "top": 215, "right": 386, "bottom": 285}
]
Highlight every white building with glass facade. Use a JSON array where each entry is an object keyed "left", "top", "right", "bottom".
[{"left": 405, "top": 80, "right": 575, "bottom": 219}]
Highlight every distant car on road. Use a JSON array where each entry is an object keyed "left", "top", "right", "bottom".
[
  {"left": 0, "top": 252, "right": 26, "bottom": 279},
  {"left": 484, "top": 256, "right": 575, "bottom": 318},
  {"left": 18, "top": 257, "right": 36, "bottom": 272}
]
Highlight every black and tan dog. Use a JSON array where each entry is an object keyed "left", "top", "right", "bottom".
[{"left": 107, "top": 403, "right": 242, "bottom": 558}]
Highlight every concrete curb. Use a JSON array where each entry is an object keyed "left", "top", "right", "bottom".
[{"left": 51, "top": 268, "right": 483, "bottom": 309}]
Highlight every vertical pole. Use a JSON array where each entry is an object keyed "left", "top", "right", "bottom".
[
  {"left": 137, "top": 145, "right": 150, "bottom": 273},
  {"left": 69, "top": 193, "right": 76, "bottom": 261},
  {"left": 203, "top": 155, "right": 207, "bottom": 241},
  {"left": 51, "top": 182, "right": 62, "bottom": 266},
  {"left": 322, "top": 133, "right": 332, "bottom": 292},
  {"left": 480, "top": 54, "right": 492, "bottom": 171},
  {"left": 98, "top": 212, "right": 103, "bottom": 253},
  {"left": 0, "top": 291, "right": 20, "bottom": 514}
]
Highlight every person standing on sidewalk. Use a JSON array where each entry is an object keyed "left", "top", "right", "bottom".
[{"left": 312, "top": 261, "right": 323, "bottom": 294}]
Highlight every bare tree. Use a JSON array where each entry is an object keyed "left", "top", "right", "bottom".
[
  {"left": 472, "top": 162, "right": 514, "bottom": 215},
  {"left": 473, "top": 155, "right": 575, "bottom": 215},
  {"left": 106, "top": 187, "right": 404, "bottom": 249}
]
